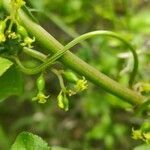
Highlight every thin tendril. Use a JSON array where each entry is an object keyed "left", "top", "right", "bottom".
[{"left": 14, "top": 30, "right": 138, "bottom": 87}]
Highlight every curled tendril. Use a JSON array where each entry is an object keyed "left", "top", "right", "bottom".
[{"left": 13, "top": 30, "right": 138, "bottom": 87}]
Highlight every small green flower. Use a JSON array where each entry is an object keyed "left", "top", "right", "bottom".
[
  {"left": 21, "top": 37, "right": 35, "bottom": 48},
  {"left": 11, "top": 0, "right": 25, "bottom": 9},
  {"left": 32, "top": 73, "right": 49, "bottom": 104},
  {"left": 8, "top": 32, "right": 18, "bottom": 39},
  {"left": 75, "top": 76, "right": 88, "bottom": 92},
  {"left": 32, "top": 91, "right": 49, "bottom": 104},
  {"left": 57, "top": 91, "right": 69, "bottom": 111},
  {"left": 143, "top": 132, "right": 150, "bottom": 144},
  {"left": 16, "top": 0, "right": 25, "bottom": 7},
  {"left": 65, "top": 76, "right": 88, "bottom": 97},
  {"left": 134, "top": 82, "right": 150, "bottom": 93},
  {"left": 132, "top": 128, "right": 143, "bottom": 140}
]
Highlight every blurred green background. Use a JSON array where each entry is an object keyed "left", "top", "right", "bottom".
[{"left": 0, "top": 0, "right": 150, "bottom": 149}]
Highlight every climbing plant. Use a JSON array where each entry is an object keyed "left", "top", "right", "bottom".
[{"left": 0, "top": 0, "right": 149, "bottom": 149}]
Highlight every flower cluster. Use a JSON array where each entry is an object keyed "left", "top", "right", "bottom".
[
  {"left": 75, "top": 77, "right": 88, "bottom": 92},
  {"left": 0, "top": 0, "right": 34, "bottom": 55},
  {"left": 11, "top": 0, "right": 26, "bottom": 9},
  {"left": 0, "top": 20, "right": 35, "bottom": 56},
  {"left": 17, "top": 25, "right": 35, "bottom": 48},
  {"left": 10, "top": 0, "right": 26, "bottom": 17},
  {"left": 55, "top": 70, "right": 88, "bottom": 111}
]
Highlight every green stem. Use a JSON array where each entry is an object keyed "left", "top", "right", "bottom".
[
  {"left": 52, "top": 69, "right": 66, "bottom": 92},
  {"left": 8, "top": 20, "right": 13, "bottom": 31},
  {"left": 2, "top": 0, "right": 146, "bottom": 105},
  {"left": 13, "top": 46, "right": 67, "bottom": 74},
  {"left": 23, "top": 47, "right": 47, "bottom": 61}
]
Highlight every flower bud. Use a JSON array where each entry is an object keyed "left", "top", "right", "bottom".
[
  {"left": 57, "top": 91, "right": 69, "bottom": 111},
  {"left": 143, "top": 132, "right": 150, "bottom": 144},
  {"left": 63, "top": 71, "right": 78, "bottom": 83},
  {"left": 17, "top": 25, "right": 28, "bottom": 38},
  {"left": 36, "top": 74, "right": 45, "bottom": 92}
]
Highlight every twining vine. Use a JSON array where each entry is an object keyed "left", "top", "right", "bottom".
[
  {"left": 1, "top": 0, "right": 149, "bottom": 110},
  {"left": 0, "top": 0, "right": 150, "bottom": 145}
]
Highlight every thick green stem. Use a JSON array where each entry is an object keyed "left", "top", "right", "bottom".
[{"left": 2, "top": 0, "right": 146, "bottom": 105}]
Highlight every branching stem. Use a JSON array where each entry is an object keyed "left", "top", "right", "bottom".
[{"left": 2, "top": 0, "right": 146, "bottom": 105}]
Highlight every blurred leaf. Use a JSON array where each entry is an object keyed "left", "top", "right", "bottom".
[
  {"left": 133, "top": 144, "right": 150, "bottom": 150},
  {"left": 22, "top": 5, "right": 39, "bottom": 23},
  {"left": 0, "top": 57, "right": 13, "bottom": 77},
  {"left": 86, "top": 114, "right": 111, "bottom": 140},
  {"left": 130, "top": 10, "right": 150, "bottom": 33},
  {"left": 104, "top": 134, "right": 114, "bottom": 148},
  {"left": 51, "top": 146, "right": 69, "bottom": 150},
  {"left": 29, "top": 0, "right": 45, "bottom": 11},
  {"left": 0, "top": 126, "right": 10, "bottom": 150},
  {"left": 11, "top": 132, "right": 50, "bottom": 150},
  {"left": 0, "top": 66, "right": 24, "bottom": 101},
  {"left": 93, "top": 0, "right": 115, "bottom": 21}
]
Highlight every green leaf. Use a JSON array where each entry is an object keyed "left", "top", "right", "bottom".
[
  {"left": 0, "top": 66, "right": 24, "bottom": 101},
  {"left": 0, "top": 126, "right": 10, "bottom": 150},
  {"left": 130, "top": 10, "right": 150, "bottom": 33},
  {"left": 11, "top": 132, "right": 50, "bottom": 150},
  {"left": 0, "top": 57, "right": 13, "bottom": 77}
]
